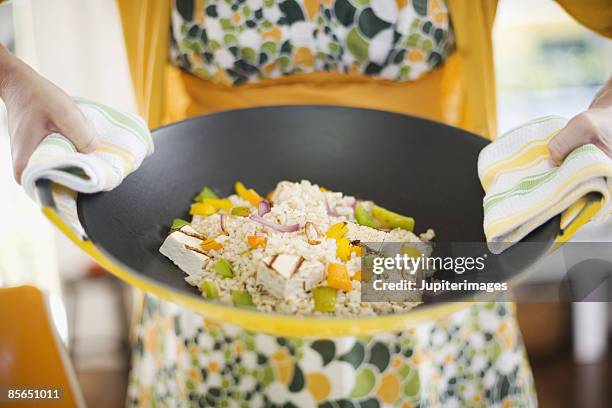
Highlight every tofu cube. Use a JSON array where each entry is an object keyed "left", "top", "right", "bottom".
[
  {"left": 258, "top": 254, "right": 325, "bottom": 298},
  {"left": 159, "top": 227, "right": 209, "bottom": 276}
]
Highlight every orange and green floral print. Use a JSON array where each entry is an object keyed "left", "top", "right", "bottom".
[
  {"left": 127, "top": 298, "right": 536, "bottom": 407},
  {"left": 170, "top": 0, "right": 454, "bottom": 85}
]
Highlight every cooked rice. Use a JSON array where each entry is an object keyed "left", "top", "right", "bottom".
[{"left": 170, "top": 180, "right": 434, "bottom": 316}]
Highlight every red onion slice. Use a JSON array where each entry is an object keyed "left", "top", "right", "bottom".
[
  {"left": 325, "top": 197, "right": 342, "bottom": 217},
  {"left": 258, "top": 200, "right": 271, "bottom": 216},
  {"left": 219, "top": 214, "right": 229, "bottom": 235},
  {"left": 249, "top": 215, "right": 300, "bottom": 232}
]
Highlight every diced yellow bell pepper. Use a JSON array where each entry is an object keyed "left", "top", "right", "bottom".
[
  {"left": 350, "top": 245, "right": 363, "bottom": 256},
  {"left": 245, "top": 189, "right": 263, "bottom": 206},
  {"left": 201, "top": 238, "right": 222, "bottom": 251},
  {"left": 325, "top": 222, "right": 348, "bottom": 240},
  {"left": 247, "top": 235, "right": 267, "bottom": 249},
  {"left": 353, "top": 271, "right": 362, "bottom": 281},
  {"left": 235, "top": 181, "right": 263, "bottom": 206},
  {"left": 326, "top": 263, "right": 352, "bottom": 291},
  {"left": 201, "top": 198, "right": 232, "bottom": 212},
  {"left": 336, "top": 237, "right": 351, "bottom": 261},
  {"left": 190, "top": 202, "right": 217, "bottom": 216},
  {"left": 235, "top": 181, "right": 247, "bottom": 195}
]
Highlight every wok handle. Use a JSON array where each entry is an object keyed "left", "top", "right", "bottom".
[
  {"left": 35, "top": 180, "right": 148, "bottom": 288},
  {"left": 552, "top": 193, "right": 603, "bottom": 250},
  {"left": 36, "top": 179, "right": 88, "bottom": 241},
  {"left": 35, "top": 180, "right": 109, "bottom": 269}
]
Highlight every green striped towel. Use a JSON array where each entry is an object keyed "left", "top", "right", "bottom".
[
  {"left": 478, "top": 116, "right": 612, "bottom": 254},
  {"left": 23, "top": 97, "right": 153, "bottom": 201}
]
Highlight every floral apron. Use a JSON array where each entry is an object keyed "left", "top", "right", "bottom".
[
  {"left": 127, "top": 1, "right": 536, "bottom": 406},
  {"left": 170, "top": 0, "right": 454, "bottom": 84},
  {"left": 127, "top": 297, "right": 536, "bottom": 407}
]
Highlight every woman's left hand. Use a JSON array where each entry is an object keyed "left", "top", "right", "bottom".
[{"left": 548, "top": 78, "right": 612, "bottom": 165}]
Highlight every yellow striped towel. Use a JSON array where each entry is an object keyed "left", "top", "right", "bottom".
[
  {"left": 478, "top": 115, "right": 612, "bottom": 254},
  {"left": 22, "top": 97, "right": 153, "bottom": 201}
]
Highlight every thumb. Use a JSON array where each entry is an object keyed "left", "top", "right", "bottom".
[
  {"left": 55, "top": 108, "right": 100, "bottom": 153},
  {"left": 547, "top": 119, "right": 592, "bottom": 166}
]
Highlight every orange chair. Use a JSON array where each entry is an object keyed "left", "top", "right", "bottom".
[{"left": 0, "top": 286, "right": 85, "bottom": 407}]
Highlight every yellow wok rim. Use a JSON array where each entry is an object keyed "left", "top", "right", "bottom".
[{"left": 43, "top": 206, "right": 471, "bottom": 337}]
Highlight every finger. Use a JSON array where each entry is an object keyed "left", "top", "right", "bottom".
[
  {"left": 55, "top": 107, "right": 99, "bottom": 153},
  {"left": 547, "top": 121, "right": 593, "bottom": 165},
  {"left": 10, "top": 120, "right": 49, "bottom": 183}
]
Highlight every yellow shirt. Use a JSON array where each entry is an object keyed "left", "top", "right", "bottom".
[{"left": 116, "top": 0, "right": 612, "bottom": 139}]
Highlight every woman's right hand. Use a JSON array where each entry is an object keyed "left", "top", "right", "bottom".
[
  {"left": 0, "top": 45, "right": 99, "bottom": 182},
  {"left": 548, "top": 77, "right": 612, "bottom": 165}
]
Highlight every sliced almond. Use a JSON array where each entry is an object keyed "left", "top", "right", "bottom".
[
  {"left": 219, "top": 214, "right": 229, "bottom": 235},
  {"left": 304, "top": 221, "right": 323, "bottom": 245}
]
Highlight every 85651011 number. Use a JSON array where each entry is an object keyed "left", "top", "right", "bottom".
[{"left": 1, "top": 388, "right": 63, "bottom": 402}]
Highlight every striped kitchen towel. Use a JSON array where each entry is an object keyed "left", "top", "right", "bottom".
[
  {"left": 22, "top": 97, "right": 153, "bottom": 201},
  {"left": 478, "top": 115, "right": 612, "bottom": 254}
]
